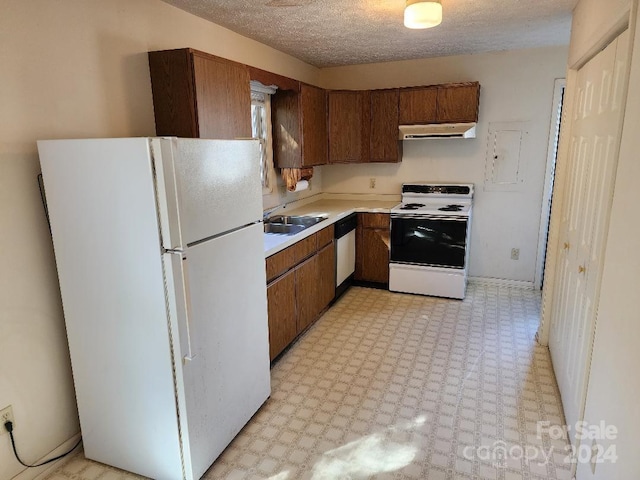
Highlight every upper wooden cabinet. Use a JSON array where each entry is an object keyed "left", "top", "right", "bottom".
[
  {"left": 370, "top": 89, "right": 402, "bottom": 163},
  {"left": 328, "top": 90, "right": 370, "bottom": 164},
  {"left": 148, "top": 48, "right": 251, "bottom": 139},
  {"left": 436, "top": 83, "right": 481, "bottom": 123},
  {"left": 272, "top": 83, "right": 327, "bottom": 168},
  {"left": 399, "top": 86, "right": 437, "bottom": 125},
  {"left": 330, "top": 89, "right": 403, "bottom": 164},
  {"left": 399, "top": 82, "right": 480, "bottom": 125}
]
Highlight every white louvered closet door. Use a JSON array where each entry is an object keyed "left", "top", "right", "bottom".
[{"left": 549, "top": 29, "right": 630, "bottom": 439}]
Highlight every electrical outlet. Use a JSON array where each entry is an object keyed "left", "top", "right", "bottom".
[
  {"left": 1, "top": 405, "right": 14, "bottom": 435},
  {"left": 369, "top": 177, "right": 376, "bottom": 189},
  {"left": 511, "top": 248, "right": 520, "bottom": 260}
]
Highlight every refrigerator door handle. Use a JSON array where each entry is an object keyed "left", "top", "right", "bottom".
[{"left": 164, "top": 251, "right": 196, "bottom": 364}]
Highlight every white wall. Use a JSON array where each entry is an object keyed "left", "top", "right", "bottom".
[
  {"left": 0, "top": 1, "right": 319, "bottom": 479},
  {"left": 319, "top": 47, "right": 569, "bottom": 282}
]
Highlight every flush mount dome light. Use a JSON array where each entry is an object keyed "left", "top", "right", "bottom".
[{"left": 404, "top": 0, "right": 442, "bottom": 29}]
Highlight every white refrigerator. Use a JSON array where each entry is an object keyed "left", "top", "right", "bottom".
[{"left": 38, "top": 137, "right": 271, "bottom": 480}]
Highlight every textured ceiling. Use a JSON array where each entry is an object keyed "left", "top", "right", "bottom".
[{"left": 161, "top": 0, "right": 578, "bottom": 67}]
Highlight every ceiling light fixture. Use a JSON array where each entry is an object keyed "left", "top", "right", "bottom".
[{"left": 404, "top": 0, "right": 442, "bottom": 29}]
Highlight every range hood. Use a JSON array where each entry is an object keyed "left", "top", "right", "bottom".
[{"left": 399, "top": 123, "right": 477, "bottom": 140}]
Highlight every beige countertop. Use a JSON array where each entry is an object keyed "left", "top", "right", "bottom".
[{"left": 263, "top": 198, "right": 399, "bottom": 257}]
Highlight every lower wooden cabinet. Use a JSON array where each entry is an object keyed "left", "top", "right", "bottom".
[
  {"left": 355, "top": 213, "right": 390, "bottom": 285},
  {"left": 265, "top": 226, "right": 336, "bottom": 361},
  {"left": 295, "top": 254, "right": 320, "bottom": 333},
  {"left": 317, "top": 243, "right": 336, "bottom": 312},
  {"left": 266, "top": 270, "right": 296, "bottom": 360}
]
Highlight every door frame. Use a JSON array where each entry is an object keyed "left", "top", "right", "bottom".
[
  {"left": 538, "top": 13, "right": 631, "bottom": 347},
  {"left": 534, "top": 78, "right": 566, "bottom": 290}
]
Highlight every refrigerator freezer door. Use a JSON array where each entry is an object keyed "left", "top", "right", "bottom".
[
  {"left": 37, "top": 138, "right": 186, "bottom": 479},
  {"left": 174, "top": 222, "right": 270, "bottom": 479},
  {"left": 154, "top": 138, "right": 263, "bottom": 249}
]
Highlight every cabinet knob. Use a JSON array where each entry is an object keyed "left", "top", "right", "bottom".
[
  {"left": 578, "top": 265, "right": 586, "bottom": 274},
  {"left": 563, "top": 242, "right": 570, "bottom": 250}
]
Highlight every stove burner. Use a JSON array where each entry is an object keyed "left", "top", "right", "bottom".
[
  {"left": 438, "top": 204, "right": 464, "bottom": 212},
  {"left": 400, "top": 203, "right": 426, "bottom": 210}
]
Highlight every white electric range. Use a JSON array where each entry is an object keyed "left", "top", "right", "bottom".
[{"left": 389, "top": 183, "right": 474, "bottom": 299}]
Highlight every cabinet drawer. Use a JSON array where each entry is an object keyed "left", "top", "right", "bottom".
[
  {"left": 292, "top": 234, "right": 317, "bottom": 264},
  {"left": 359, "top": 213, "right": 390, "bottom": 229},
  {"left": 266, "top": 246, "right": 297, "bottom": 283},
  {"left": 317, "top": 224, "right": 334, "bottom": 249}
]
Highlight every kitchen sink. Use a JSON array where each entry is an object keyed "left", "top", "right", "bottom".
[
  {"left": 263, "top": 214, "right": 328, "bottom": 235},
  {"left": 263, "top": 223, "right": 306, "bottom": 235},
  {"left": 266, "top": 215, "right": 327, "bottom": 227}
]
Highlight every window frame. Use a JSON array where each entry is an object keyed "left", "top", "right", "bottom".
[{"left": 250, "top": 81, "right": 277, "bottom": 195}]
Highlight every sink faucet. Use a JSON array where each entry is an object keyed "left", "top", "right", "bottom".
[{"left": 263, "top": 204, "right": 286, "bottom": 221}]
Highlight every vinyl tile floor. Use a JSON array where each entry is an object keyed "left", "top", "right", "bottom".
[{"left": 45, "top": 284, "right": 572, "bottom": 480}]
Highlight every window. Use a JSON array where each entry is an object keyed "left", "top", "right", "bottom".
[{"left": 250, "top": 82, "right": 277, "bottom": 194}]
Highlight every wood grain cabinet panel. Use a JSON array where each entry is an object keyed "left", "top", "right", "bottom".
[
  {"left": 266, "top": 246, "right": 296, "bottom": 283},
  {"left": 317, "top": 242, "right": 336, "bottom": 313},
  {"left": 148, "top": 48, "right": 251, "bottom": 140},
  {"left": 370, "top": 89, "right": 402, "bottom": 163},
  {"left": 300, "top": 84, "right": 328, "bottom": 166},
  {"left": 360, "top": 212, "right": 391, "bottom": 229},
  {"left": 266, "top": 225, "right": 338, "bottom": 359},
  {"left": 192, "top": 53, "right": 251, "bottom": 139},
  {"left": 316, "top": 224, "right": 334, "bottom": 249},
  {"left": 398, "top": 82, "right": 480, "bottom": 125},
  {"left": 399, "top": 87, "right": 438, "bottom": 125},
  {"left": 267, "top": 270, "right": 296, "bottom": 361},
  {"left": 148, "top": 49, "right": 199, "bottom": 138},
  {"left": 292, "top": 235, "right": 317, "bottom": 264},
  {"left": 272, "top": 83, "right": 327, "bottom": 168},
  {"left": 355, "top": 213, "right": 390, "bottom": 285},
  {"left": 328, "top": 90, "right": 368, "bottom": 163},
  {"left": 295, "top": 255, "right": 320, "bottom": 333},
  {"left": 359, "top": 228, "right": 390, "bottom": 284},
  {"left": 436, "top": 83, "right": 480, "bottom": 123}
]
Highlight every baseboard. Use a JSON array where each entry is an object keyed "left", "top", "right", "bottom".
[
  {"left": 468, "top": 277, "right": 535, "bottom": 289},
  {"left": 11, "top": 434, "right": 82, "bottom": 480}
]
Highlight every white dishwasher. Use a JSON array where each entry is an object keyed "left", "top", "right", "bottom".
[{"left": 334, "top": 213, "right": 357, "bottom": 299}]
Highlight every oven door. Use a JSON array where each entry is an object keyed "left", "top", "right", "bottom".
[{"left": 390, "top": 214, "right": 468, "bottom": 268}]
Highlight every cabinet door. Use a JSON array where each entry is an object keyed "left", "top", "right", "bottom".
[
  {"left": 328, "top": 91, "right": 365, "bottom": 163},
  {"left": 317, "top": 242, "right": 336, "bottom": 313},
  {"left": 301, "top": 84, "right": 328, "bottom": 166},
  {"left": 360, "top": 228, "right": 390, "bottom": 284},
  {"left": 192, "top": 53, "right": 251, "bottom": 139},
  {"left": 436, "top": 83, "right": 480, "bottom": 123},
  {"left": 316, "top": 224, "right": 334, "bottom": 250},
  {"left": 272, "top": 89, "right": 300, "bottom": 168},
  {"left": 267, "top": 270, "right": 297, "bottom": 361},
  {"left": 399, "top": 87, "right": 437, "bottom": 124},
  {"left": 356, "top": 214, "right": 390, "bottom": 285},
  {"left": 370, "top": 89, "right": 401, "bottom": 163},
  {"left": 295, "top": 255, "right": 319, "bottom": 333}
]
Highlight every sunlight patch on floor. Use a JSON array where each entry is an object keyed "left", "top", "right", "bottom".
[{"left": 310, "top": 416, "right": 427, "bottom": 479}]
